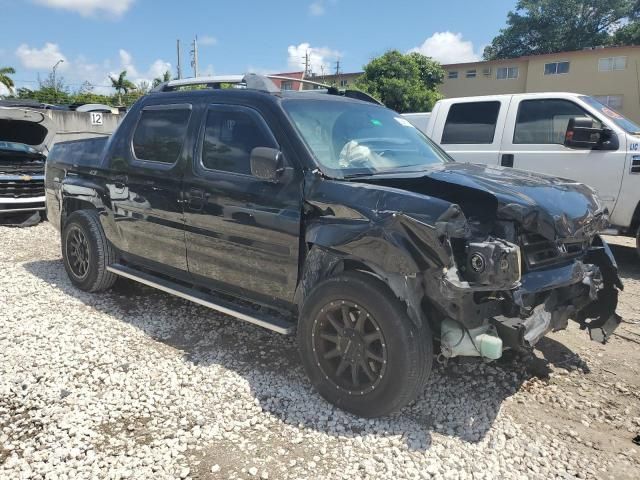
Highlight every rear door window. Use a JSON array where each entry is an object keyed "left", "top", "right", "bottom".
[
  {"left": 441, "top": 101, "right": 501, "bottom": 144},
  {"left": 132, "top": 105, "right": 192, "bottom": 164},
  {"left": 514, "top": 99, "right": 601, "bottom": 144},
  {"left": 200, "top": 105, "right": 278, "bottom": 175}
]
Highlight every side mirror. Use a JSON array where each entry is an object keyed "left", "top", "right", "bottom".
[
  {"left": 564, "top": 116, "right": 605, "bottom": 149},
  {"left": 250, "top": 147, "right": 285, "bottom": 182}
]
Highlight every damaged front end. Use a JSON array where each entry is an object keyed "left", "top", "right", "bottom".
[
  {"left": 383, "top": 165, "right": 624, "bottom": 360},
  {"left": 303, "top": 163, "right": 623, "bottom": 363},
  {"left": 433, "top": 222, "right": 622, "bottom": 360}
]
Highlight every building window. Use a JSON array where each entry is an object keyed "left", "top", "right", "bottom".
[
  {"left": 594, "top": 95, "right": 623, "bottom": 110},
  {"left": 441, "top": 101, "right": 501, "bottom": 144},
  {"left": 482, "top": 67, "right": 492, "bottom": 77},
  {"left": 598, "top": 56, "right": 627, "bottom": 72},
  {"left": 340, "top": 79, "right": 348, "bottom": 87},
  {"left": 466, "top": 69, "right": 477, "bottom": 78},
  {"left": 448, "top": 71, "right": 458, "bottom": 79},
  {"left": 281, "top": 80, "right": 294, "bottom": 91},
  {"left": 514, "top": 99, "right": 600, "bottom": 145},
  {"left": 544, "top": 61, "right": 570, "bottom": 75},
  {"left": 497, "top": 66, "right": 519, "bottom": 79}
]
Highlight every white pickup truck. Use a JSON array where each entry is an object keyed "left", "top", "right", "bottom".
[{"left": 405, "top": 93, "right": 640, "bottom": 253}]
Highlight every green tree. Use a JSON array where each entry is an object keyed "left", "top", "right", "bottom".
[
  {"left": 110, "top": 70, "right": 136, "bottom": 105},
  {"left": 355, "top": 50, "right": 444, "bottom": 113},
  {"left": 612, "top": 20, "right": 640, "bottom": 45},
  {"left": 152, "top": 70, "right": 172, "bottom": 88},
  {"left": 484, "top": 0, "right": 640, "bottom": 60},
  {"left": 0, "top": 66, "right": 16, "bottom": 93}
]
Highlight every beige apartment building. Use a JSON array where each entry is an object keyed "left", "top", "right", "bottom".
[{"left": 440, "top": 45, "right": 640, "bottom": 122}]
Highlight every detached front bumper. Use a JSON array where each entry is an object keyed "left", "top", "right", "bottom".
[
  {"left": 495, "top": 237, "right": 622, "bottom": 352},
  {"left": 433, "top": 235, "right": 623, "bottom": 358}
]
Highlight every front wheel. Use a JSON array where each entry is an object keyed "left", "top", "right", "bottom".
[
  {"left": 298, "top": 271, "right": 432, "bottom": 417},
  {"left": 62, "top": 210, "right": 117, "bottom": 292}
]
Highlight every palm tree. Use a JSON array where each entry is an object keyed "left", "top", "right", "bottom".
[
  {"left": 0, "top": 66, "right": 16, "bottom": 94},
  {"left": 109, "top": 70, "right": 136, "bottom": 105},
  {"left": 152, "top": 70, "right": 172, "bottom": 88}
]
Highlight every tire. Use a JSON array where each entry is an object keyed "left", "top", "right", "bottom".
[
  {"left": 61, "top": 210, "right": 117, "bottom": 292},
  {"left": 297, "top": 271, "right": 432, "bottom": 417}
]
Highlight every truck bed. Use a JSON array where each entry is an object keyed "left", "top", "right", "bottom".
[{"left": 46, "top": 136, "right": 110, "bottom": 169}]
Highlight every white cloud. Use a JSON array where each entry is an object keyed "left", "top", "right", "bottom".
[
  {"left": 309, "top": 1, "right": 324, "bottom": 16},
  {"left": 409, "top": 31, "right": 481, "bottom": 64},
  {"left": 15, "top": 43, "right": 68, "bottom": 70},
  {"left": 287, "top": 42, "right": 341, "bottom": 75},
  {"left": 199, "top": 35, "right": 217, "bottom": 46},
  {"left": 118, "top": 49, "right": 139, "bottom": 77},
  {"left": 33, "top": 0, "right": 135, "bottom": 17},
  {"left": 111, "top": 49, "right": 171, "bottom": 86},
  {"left": 10, "top": 44, "right": 170, "bottom": 95}
]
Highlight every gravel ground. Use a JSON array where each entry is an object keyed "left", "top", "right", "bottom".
[{"left": 1, "top": 223, "right": 639, "bottom": 480}]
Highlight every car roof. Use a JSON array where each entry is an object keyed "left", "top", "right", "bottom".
[{"left": 436, "top": 92, "right": 585, "bottom": 104}]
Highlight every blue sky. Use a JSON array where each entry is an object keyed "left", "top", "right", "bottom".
[{"left": 0, "top": 0, "right": 517, "bottom": 94}]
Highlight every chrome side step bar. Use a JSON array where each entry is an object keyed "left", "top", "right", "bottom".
[{"left": 106, "top": 264, "right": 295, "bottom": 335}]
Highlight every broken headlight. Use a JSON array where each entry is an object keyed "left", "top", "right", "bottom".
[{"left": 463, "top": 239, "right": 521, "bottom": 287}]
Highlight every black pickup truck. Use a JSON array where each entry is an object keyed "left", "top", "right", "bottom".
[{"left": 45, "top": 74, "right": 622, "bottom": 417}]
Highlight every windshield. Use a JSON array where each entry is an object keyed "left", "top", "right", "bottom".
[
  {"left": 283, "top": 99, "right": 450, "bottom": 177},
  {"left": 581, "top": 96, "right": 640, "bottom": 134}
]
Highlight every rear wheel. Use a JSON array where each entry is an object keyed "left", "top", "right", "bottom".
[
  {"left": 298, "top": 271, "right": 432, "bottom": 417},
  {"left": 62, "top": 210, "right": 117, "bottom": 292}
]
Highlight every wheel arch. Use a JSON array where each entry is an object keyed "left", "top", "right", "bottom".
[{"left": 295, "top": 244, "right": 429, "bottom": 329}]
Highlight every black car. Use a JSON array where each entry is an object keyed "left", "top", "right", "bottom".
[{"left": 45, "top": 74, "right": 622, "bottom": 417}]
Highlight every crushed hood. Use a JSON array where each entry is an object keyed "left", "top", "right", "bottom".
[
  {"left": 354, "top": 163, "right": 607, "bottom": 241},
  {"left": 0, "top": 107, "right": 55, "bottom": 154}
]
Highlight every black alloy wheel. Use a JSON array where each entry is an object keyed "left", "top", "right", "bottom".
[
  {"left": 66, "top": 225, "right": 91, "bottom": 279},
  {"left": 312, "top": 300, "right": 387, "bottom": 395},
  {"left": 61, "top": 210, "right": 118, "bottom": 292}
]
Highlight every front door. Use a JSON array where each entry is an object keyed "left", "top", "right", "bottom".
[
  {"left": 500, "top": 98, "right": 626, "bottom": 214},
  {"left": 108, "top": 103, "right": 193, "bottom": 272},
  {"left": 183, "top": 104, "right": 302, "bottom": 303}
]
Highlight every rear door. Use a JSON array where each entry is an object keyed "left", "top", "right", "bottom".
[
  {"left": 500, "top": 97, "right": 626, "bottom": 213},
  {"left": 108, "top": 103, "right": 193, "bottom": 272},
  {"left": 429, "top": 99, "right": 508, "bottom": 166},
  {"left": 182, "top": 104, "right": 302, "bottom": 303}
]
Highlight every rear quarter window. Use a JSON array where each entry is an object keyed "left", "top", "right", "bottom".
[
  {"left": 441, "top": 101, "right": 501, "bottom": 144},
  {"left": 132, "top": 106, "right": 191, "bottom": 164}
]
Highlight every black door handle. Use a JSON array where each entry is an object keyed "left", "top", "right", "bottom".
[{"left": 501, "top": 154, "right": 514, "bottom": 167}]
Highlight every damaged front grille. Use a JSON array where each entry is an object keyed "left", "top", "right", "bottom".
[
  {"left": 520, "top": 233, "right": 587, "bottom": 270},
  {"left": 0, "top": 178, "right": 45, "bottom": 198}
]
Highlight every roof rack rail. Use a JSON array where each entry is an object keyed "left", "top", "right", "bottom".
[
  {"left": 151, "top": 73, "right": 280, "bottom": 93},
  {"left": 150, "top": 72, "right": 384, "bottom": 106},
  {"left": 266, "top": 75, "right": 332, "bottom": 90}
]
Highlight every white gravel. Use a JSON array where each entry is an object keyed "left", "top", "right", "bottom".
[{"left": 1, "top": 223, "right": 639, "bottom": 479}]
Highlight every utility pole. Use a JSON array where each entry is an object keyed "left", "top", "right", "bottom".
[
  {"left": 334, "top": 60, "right": 341, "bottom": 87},
  {"left": 190, "top": 36, "right": 199, "bottom": 78},
  {"left": 176, "top": 39, "right": 182, "bottom": 79},
  {"left": 302, "top": 51, "right": 311, "bottom": 77},
  {"left": 52, "top": 59, "right": 64, "bottom": 103}
]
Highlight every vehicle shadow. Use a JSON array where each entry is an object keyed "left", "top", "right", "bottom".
[{"left": 23, "top": 259, "right": 585, "bottom": 450}]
